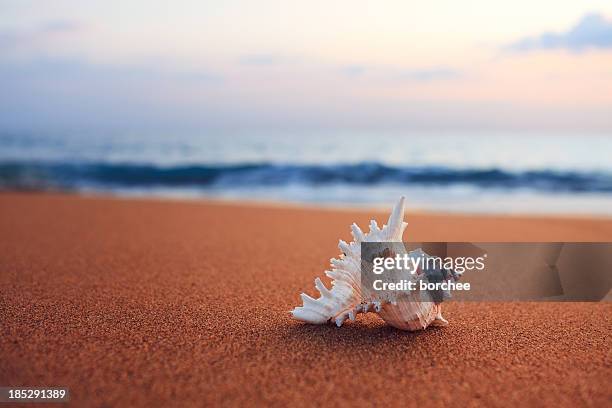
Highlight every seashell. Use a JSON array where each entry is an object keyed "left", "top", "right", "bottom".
[{"left": 292, "top": 197, "right": 451, "bottom": 331}]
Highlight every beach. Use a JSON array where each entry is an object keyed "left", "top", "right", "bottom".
[{"left": 1, "top": 192, "right": 611, "bottom": 407}]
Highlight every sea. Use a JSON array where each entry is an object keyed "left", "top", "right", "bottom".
[{"left": 1, "top": 130, "right": 611, "bottom": 216}]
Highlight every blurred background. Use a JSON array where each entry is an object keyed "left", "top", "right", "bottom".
[{"left": 1, "top": 1, "right": 611, "bottom": 215}]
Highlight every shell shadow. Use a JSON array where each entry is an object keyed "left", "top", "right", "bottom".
[{"left": 279, "top": 319, "right": 445, "bottom": 352}]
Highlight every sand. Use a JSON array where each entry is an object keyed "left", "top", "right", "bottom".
[{"left": 1, "top": 193, "right": 610, "bottom": 407}]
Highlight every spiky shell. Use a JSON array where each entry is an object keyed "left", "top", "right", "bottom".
[{"left": 291, "top": 197, "right": 449, "bottom": 331}]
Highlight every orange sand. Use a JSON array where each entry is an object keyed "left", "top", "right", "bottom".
[{"left": 1, "top": 193, "right": 610, "bottom": 406}]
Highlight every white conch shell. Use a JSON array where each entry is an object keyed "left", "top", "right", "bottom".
[{"left": 292, "top": 197, "right": 449, "bottom": 331}]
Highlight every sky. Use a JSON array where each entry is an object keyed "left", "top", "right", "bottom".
[{"left": 1, "top": 0, "right": 612, "bottom": 133}]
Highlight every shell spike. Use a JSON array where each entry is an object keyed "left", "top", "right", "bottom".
[
  {"left": 338, "top": 240, "right": 351, "bottom": 255},
  {"left": 351, "top": 223, "right": 365, "bottom": 242},
  {"left": 369, "top": 219, "right": 379, "bottom": 233},
  {"left": 386, "top": 196, "right": 406, "bottom": 238},
  {"left": 314, "top": 277, "right": 332, "bottom": 297}
]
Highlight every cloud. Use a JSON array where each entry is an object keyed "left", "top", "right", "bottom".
[
  {"left": 0, "top": 55, "right": 226, "bottom": 132},
  {"left": 338, "top": 65, "right": 461, "bottom": 81},
  {"left": 0, "top": 19, "right": 86, "bottom": 54},
  {"left": 340, "top": 65, "right": 367, "bottom": 77},
  {"left": 238, "top": 54, "right": 283, "bottom": 65},
  {"left": 0, "top": 53, "right": 609, "bottom": 133},
  {"left": 396, "top": 67, "right": 462, "bottom": 81},
  {"left": 40, "top": 20, "right": 84, "bottom": 33},
  {"left": 0, "top": 56, "right": 222, "bottom": 87},
  {"left": 509, "top": 13, "right": 612, "bottom": 52}
]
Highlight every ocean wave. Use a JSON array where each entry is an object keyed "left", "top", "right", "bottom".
[{"left": 1, "top": 161, "right": 611, "bottom": 193}]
